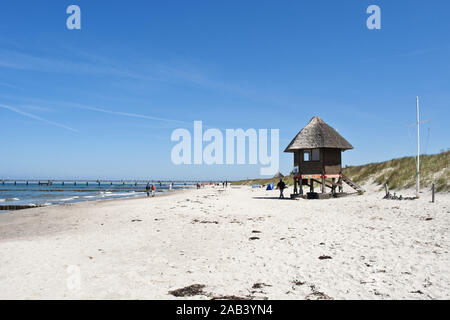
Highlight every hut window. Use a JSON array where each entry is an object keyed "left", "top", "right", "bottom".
[
  {"left": 303, "top": 150, "right": 311, "bottom": 162},
  {"left": 312, "top": 149, "right": 320, "bottom": 161}
]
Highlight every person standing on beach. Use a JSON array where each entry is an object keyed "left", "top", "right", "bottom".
[
  {"left": 151, "top": 184, "right": 156, "bottom": 197},
  {"left": 145, "top": 183, "right": 151, "bottom": 197},
  {"left": 277, "top": 179, "right": 286, "bottom": 199}
]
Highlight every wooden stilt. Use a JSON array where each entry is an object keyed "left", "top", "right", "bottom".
[
  {"left": 321, "top": 176, "right": 326, "bottom": 194},
  {"left": 299, "top": 177, "right": 303, "bottom": 195}
]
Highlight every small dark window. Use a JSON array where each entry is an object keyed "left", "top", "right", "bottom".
[
  {"left": 303, "top": 150, "right": 311, "bottom": 162},
  {"left": 312, "top": 149, "right": 320, "bottom": 161}
]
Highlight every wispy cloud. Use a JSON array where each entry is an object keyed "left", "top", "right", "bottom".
[
  {"left": 0, "top": 47, "right": 298, "bottom": 110},
  {"left": 63, "top": 102, "right": 192, "bottom": 126},
  {"left": 0, "top": 48, "right": 148, "bottom": 80},
  {"left": 0, "top": 103, "right": 78, "bottom": 132}
]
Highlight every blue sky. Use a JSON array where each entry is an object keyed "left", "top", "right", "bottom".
[{"left": 0, "top": 0, "right": 449, "bottom": 180}]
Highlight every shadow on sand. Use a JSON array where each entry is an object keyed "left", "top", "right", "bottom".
[{"left": 252, "top": 197, "right": 292, "bottom": 200}]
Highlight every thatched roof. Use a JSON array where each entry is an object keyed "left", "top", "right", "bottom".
[
  {"left": 284, "top": 116, "right": 353, "bottom": 152},
  {"left": 273, "top": 172, "right": 284, "bottom": 179}
]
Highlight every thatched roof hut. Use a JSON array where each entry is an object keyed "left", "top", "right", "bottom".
[
  {"left": 284, "top": 116, "right": 353, "bottom": 177},
  {"left": 273, "top": 172, "right": 284, "bottom": 179},
  {"left": 284, "top": 116, "right": 363, "bottom": 196},
  {"left": 285, "top": 116, "right": 353, "bottom": 152}
]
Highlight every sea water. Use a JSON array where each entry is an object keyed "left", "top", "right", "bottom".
[{"left": 0, "top": 182, "right": 193, "bottom": 211}]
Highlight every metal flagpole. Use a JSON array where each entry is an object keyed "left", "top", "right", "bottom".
[
  {"left": 416, "top": 96, "right": 420, "bottom": 198},
  {"left": 408, "top": 97, "right": 431, "bottom": 198},
  {"left": 407, "top": 96, "right": 430, "bottom": 198}
]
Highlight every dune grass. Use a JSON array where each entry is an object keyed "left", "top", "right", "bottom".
[
  {"left": 344, "top": 150, "right": 449, "bottom": 192},
  {"left": 234, "top": 151, "right": 449, "bottom": 192}
]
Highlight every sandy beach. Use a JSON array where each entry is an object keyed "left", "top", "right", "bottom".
[{"left": 0, "top": 185, "right": 448, "bottom": 300}]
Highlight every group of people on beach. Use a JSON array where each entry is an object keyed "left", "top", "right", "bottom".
[{"left": 145, "top": 183, "right": 156, "bottom": 197}]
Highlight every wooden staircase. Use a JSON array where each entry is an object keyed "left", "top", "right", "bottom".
[{"left": 341, "top": 174, "right": 365, "bottom": 193}]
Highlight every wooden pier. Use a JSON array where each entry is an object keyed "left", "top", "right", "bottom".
[{"left": 0, "top": 179, "right": 216, "bottom": 186}]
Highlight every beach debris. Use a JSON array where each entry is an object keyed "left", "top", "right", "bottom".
[
  {"left": 169, "top": 284, "right": 206, "bottom": 297},
  {"left": 292, "top": 280, "right": 306, "bottom": 286},
  {"left": 252, "top": 230, "right": 262, "bottom": 234},
  {"left": 249, "top": 237, "right": 260, "bottom": 241},
  {"left": 169, "top": 285, "right": 258, "bottom": 300},
  {"left": 423, "top": 278, "right": 432, "bottom": 288},
  {"left": 247, "top": 217, "right": 265, "bottom": 222},
  {"left": 360, "top": 279, "right": 376, "bottom": 284},
  {"left": 131, "top": 219, "right": 142, "bottom": 222},
  {"left": 318, "top": 255, "right": 332, "bottom": 260},
  {"left": 306, "top": 285, "right": 333, "bottom": 300},
  {"left": 383, "top": 192, "right": 416, "bottom": 201},
  {"left": 252, "top": 283, "right": 271, "bottom": 289},
  {"left": 192, "top": 219, "right": 219, "bottom": 224},
  {"left": 411, "top": 290, "right": 424, "bottom": 295},
  {"left": 372, "top": 289, "right": 389, "bottom": 297},
  {"left": 210, "top": 295, "right": 255, "bottom": 300}
]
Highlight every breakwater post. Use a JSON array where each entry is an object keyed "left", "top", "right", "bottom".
[{"left": 432, "top": 184, "right": 435, "bottom": 203}]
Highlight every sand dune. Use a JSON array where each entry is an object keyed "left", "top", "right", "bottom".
[{"left": 0, "top": 185, "right": 448, "bottom": 300}]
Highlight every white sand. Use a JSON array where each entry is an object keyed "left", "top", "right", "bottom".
[{"left": 0, "top": 185, "right": 449, "bottom": 300}]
